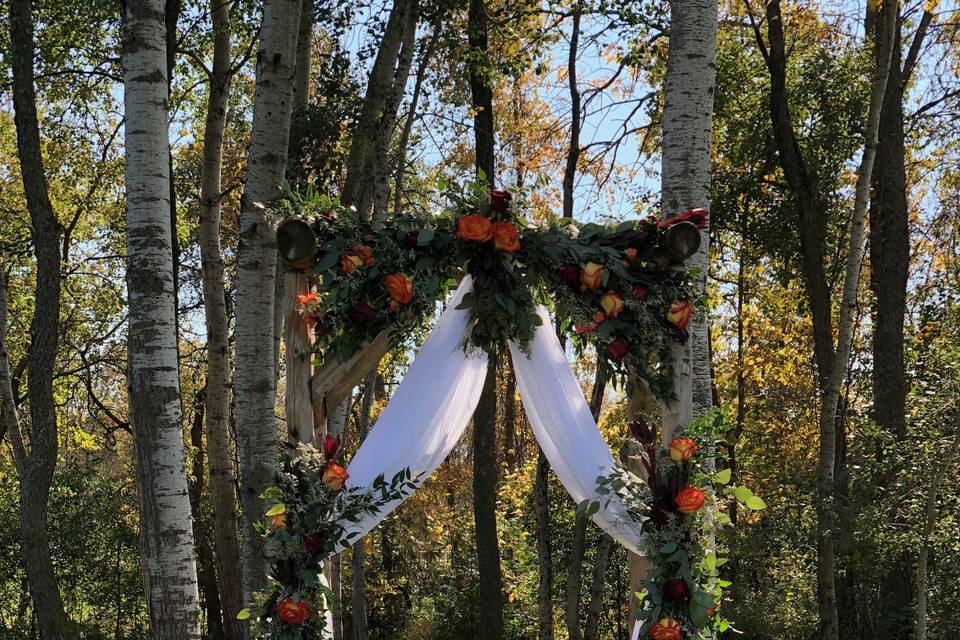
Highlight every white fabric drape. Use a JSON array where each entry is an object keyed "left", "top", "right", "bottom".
[
  {"left": 508, "top": 309, "right": 643, "bottom": 554},
  {"left": 341, "top": 277, "right": 489, "bottom": 543},
  {"left": 340, "top": 278, "right": 642, "bottom": 554}
]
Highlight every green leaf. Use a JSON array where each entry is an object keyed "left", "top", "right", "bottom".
[
  {"left": 417, "top": 228, "right": 435, "bottom": 246},
  {"left": 314, "top": 251, "right": 340, "bottom": 273},
  {"left": 236, "top": 608, "right": 251, "bottom": 620},
  {"left": 713, "top": 468, "right": 731, "bottom": 485},
  {"left": 659, "top": 542, "right": 677, "bottom": 554},
  {"left": 746, "top": 495, "right": 768, "bottom": 510},
  {"left": 265, "top": 503, "right": 286, "bottom": 516},
  {"left": 704, "top": 551, "right": 717, "bottom": 571},
  {"left": 734, "top": 485, "right": 753, "bottom": 502}
]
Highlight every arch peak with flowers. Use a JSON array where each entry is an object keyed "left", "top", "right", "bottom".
[{"left": 242, "top": 178, "right": 762, "bottom": 640}]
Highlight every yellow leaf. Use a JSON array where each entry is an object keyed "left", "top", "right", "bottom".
[{"left": 265, "top": 503, "right": 286, "bottom": 517}]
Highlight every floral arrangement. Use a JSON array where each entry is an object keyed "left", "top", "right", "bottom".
[
  {"left": 238, "top": 436, "right": 419, "bottom": 639},
  {"left": 282, "top": 177, "right": 705, "bottom": 399},
  {"left": 587, "top": 410, "right": 765, "bottom": 639}
]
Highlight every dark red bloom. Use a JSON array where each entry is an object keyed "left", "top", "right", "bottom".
[
  {"left": 664, "top": 578, "right": 690, "bottom": 602},
  {"left": 633, "top": 284, "right": 649, "bottom": 300},
  {"left": 405, "top": 231, "right": 421, "bottom": 248},
  {"left": 323, "top": 434, "right": 341, "bottom": 461},
  {"left": 273, "top": 560, "right": 295, "bottom": 584},
  {"left": 657, "top": 208, "right": 709, "bottom": 230},
  {"left": 558, "top": 264, "right": 580, "bottom": 289},
  {"left": 607, "top": 337, "right": 629, "bottom": 360},
  {"left": 304, "top": 532, "right": 325, "bottom": 557},
  {"left": 649, "top": 507, "right": 670, "bottom": 527},
  {"left": 489, "top": 189, "right": 512, "bottom": 213},
  {"left": 350, "top": 302, "right": 375, "bottom": 323}
]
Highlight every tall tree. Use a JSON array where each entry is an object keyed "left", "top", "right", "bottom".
[
  {"left": 122, "top": 0, "right": 201, "bottom": 636},
  {"left": 197, "top": 0, "right": 246, "bottom": 634},
  {"left": 3, "top": 1, "right": 72, "bottom": 635},
  {"left": 235, "top": 0, "right": 303, "bottom": 600}
]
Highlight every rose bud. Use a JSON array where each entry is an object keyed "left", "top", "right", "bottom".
[
  {"left": 405, "top": 230, "right": 420, "bottom": 248},
  {"left": 664, "top": 578, "right": 690, "bottom": 602},
  {"left": 558, "top": 264, "right": 580, "bottom": 289},
  {"left": 489, "top": 188, "right": 512, "bottom": 213},
  {"left": 457, "top": 214, "right": 493, "bottom": 242},
  {"left": 322, "top": 463, "right": 350, "bottom": 491},
  {"left": 606, "top": 337, "right": 629, "bottom": 361},
  {"left": 648, "top": 618, "right": 682, "bottom": 640},
  {"left": 323, "top": 434, "right": 341, "bottom": 461},
  {"left": 633, "top": 284, "right": 649, "bottom": 301},
  {"left": 277, "top": 597, "right": 310, "bottom": 625},
  {"left": 350, "top": 302, "right": 375, "bottom": 324},
  {"left": 580, "top": 262, "right": 605, "bottom": 292},
  {"left": 304, "top": 532, "right": 325, "bottom": 557},
  {"left": 675, "top": 486, "right": 706, "bottom": 513},
  {"left": 666, "top": 300, "right": 695, "bottom": 330},
  {"left": 600, "top": 291, "right": 625, "bottom": 318},
  {"left": 669, "top": 437, "right": 698, "bottom": 462}
]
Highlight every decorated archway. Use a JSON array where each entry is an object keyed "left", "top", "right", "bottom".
[{"left": 240, "top": 180, "right": 762, "bottom": 640}]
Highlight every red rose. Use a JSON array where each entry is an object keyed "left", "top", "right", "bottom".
[
  {"left": 675, "top": 486, "right": 706, "bottom": 513},
  {"left": 664, "top": 578, "right": 690, "bottom": 602},
  {"left": 633, "top": 284, "right": 649, "bottom": 300},
  {"left": 489, "top": 188, "right": 512, "bottom": 213},
  {"left": 352, "top": 243, "right": 375, "bottom": 266},
  {"left": 648, "top": 618, "right": 681, "bottom": 640},
  {"left": 558, "top": 264, "right": 580, "bottom": 289},
  {"left": 350, "top": 303, "right": 375, "bottom": 323},
  {"left": 277, "top": 597, "right": 310, "bottom": 625},
  {"left": 575, "top": 323, "right": 597, "bottom": 335},
  {"left": 491, "top": 221, "right": 521, "bottom": 253},
  {"left": 657, "top": 207, "right": 709, "bottom": 230},
  {"left": 457, "top": 214, "right": 493, "bottom": 242},
  {"left": 606, "top": 338, "right": 629, "bottom": 360},
  {"left": 304, "top": 532, "right": 325, "bottom": 557},
  {"left": 592, "top": 311, "right": 606, "bottom": 323},
  {"left": 323, "top": 434, "right": 341, "bottom": 461}
]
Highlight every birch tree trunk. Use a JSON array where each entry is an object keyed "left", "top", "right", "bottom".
[
  {"left": 197, "top": 0, "right": 246, "bottom": 635},
  {"left": 6, "top": 2, "right": 71, "bottom": 634},
  {"left": 235, "top": 0, "right": 303, "bottom": 600},
  {"left": 122, "top": 0, "right": 200, "bottom": 635}
]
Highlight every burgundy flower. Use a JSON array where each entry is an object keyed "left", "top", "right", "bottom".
[
  {"left": 323, "top": 434, "right": 341, "bottom": 461},
  {"left": 558, "top": 264, "right": 580, "bottom": 289},
  {"left": 313, "top": 314, "right": 335, "bottom": 338},
  {"left": 350, "top": 302, "right": 375, "bottom": 323},
  {"left": 632, "top": 284, "right": 649, "bottom": 301},
  {"left": 606, "top": 337, "right": 629, "bottom": 360},
  {"left": 657, "top": 208, "right": 709, "bottom": 230},
  {"left": 489, "top": 188, "right": 512, "bottom": 213},
  {"left": 649, "top": 507, "right": 670, "bottom": 527},
  {"left": 664, "top": 578, "right": 690, "bottom": 602},
  {"left": 405, "top": 230, "right": 421, "bottom": 248},
  {"left": 304, "top": 532, "right": 325, "bottom": 557},
  {"left": 272, "top": 560, "right": 296, "bottom": 584}
]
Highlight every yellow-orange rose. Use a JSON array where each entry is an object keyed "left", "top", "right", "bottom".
[
  {"left": 491, "top": 221, "right": 521, "bottom": 253},
  {"left": 675, "top": 486, "right": 705, "bottom": 513},
  {"left": 669, "top": 437, "right": 698, "bottom": 462},
  {"left": 600, "top": 291, "right": 625, "bottom": 317},
  {"left": 270, "top": 513, "right": 287, "bottom": 529},
  {"left": 384, "top": 273, "right": 414, "bottom": 305},
  {"left": 457, "top": 214, "right": 493, "bottom": 242},
  {"left": 323, "top": 463, "right": 350, "bottom": 491},
  {"left": 580, "top": 262, "right": 605, "bottom": 292},
  {"left": 666, "top": 300, "right": 695, "bottom": 330},
  {"left": 277, "top": 597, "right": 310, "bottom": 624},
  {"left": 648, "top": 618, "right": 681, "bottom": 640},
  {"left": 340, "top": 253, "right": 364, "bottom": 274},
  {"left": 352, "top": 243, "right": 375, "bottom": 266}
]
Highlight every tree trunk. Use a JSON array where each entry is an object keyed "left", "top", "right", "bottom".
[
  {"left": 582, "top": 535, "right": 612, "bottom": 640},
  {"left": 6, "top": 0, "right": 72, "bottom": 637},
  {"left": 562, "top": 5, "right": 581, "bottom": 219},
  {"left": 352, "top": 375, "right": 376, "bottom": 640},
  {"left": 287, "top": 0, "right": 314, "bottom": 188},
  {"left": 197, "top": 0, "right": 246, "bottom": 634},
  {"left": 122, "top": 0, "right": 201, "bottom": 635},
  {"left": 235, "top": 0, "right": 303, "bottom": 600},
  {"left": 533, "top": 449, "right": 553, "bottom": 640}
]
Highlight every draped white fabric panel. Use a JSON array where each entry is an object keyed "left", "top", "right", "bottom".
[
  {"left": 341, "top": 277, "right": 489, "bottom": 543},
  {"left": 340, "top": 278, "right": 642, "bottom": 555},
  {"left": 508, "top": 309, "right": 643, "bottom": 554}
]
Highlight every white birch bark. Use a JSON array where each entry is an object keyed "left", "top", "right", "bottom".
[
  {"left": 122, "top": 1, "right": 200, "bottom": 636},
  {"left": 235, "top": 0, "right": 303, "bottom": 600}
]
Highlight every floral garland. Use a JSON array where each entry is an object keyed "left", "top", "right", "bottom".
[
  {"left": 283, "top": 178, "right": 706, "bottom": 399},
  {"left": 587, "top": 410, "right": 765, "bottom": 639},
  {"left": 238, "top": 437, "right": 419, "bottom": 639}
]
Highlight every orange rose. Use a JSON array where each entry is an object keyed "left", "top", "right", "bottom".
[
  {"left": 270, "top": 513, "right": 287, "bottom": 529},
  {"left": 580, "top": 262, "right": 605, "bottom": 292},
  {"left": 648, "top": 618, "right": 681, "bottom": 640},
  {"left": 277, "top": 597, "right": 310, "bottom": 624},
  {"left": 323, "top": 463, "right": 350, "bottom": 491},
  {"left": 340, "top": 253, "right": 364, "bottom": 274},
  {"left": 457, "top": 214, "right": 493, "bottom": 242},
  {"left": 666, "top": 300, "right": 695, "bottom": 330},
  {"left": 297, "top": 291, "right": 320, "bottom": 307},
  {"left": 575, "top": 323, "right": 596, "bottom": 335},
  {"left": 593, "top": 311, "right": 606, "bottom": 323},
  {"left": 600, "top": 291, "right": 625, "bottom": 318},
  {"left": 675, "top": 486, "right": 706, "bottom": 513},
  {"left": 491, "top": 221, "right": 521, "bottom": 252},
  {"left": 384, "top": 273, "right": 414, "bottom": 305},
  {"left": 669, "top": 437, "right": 698, "bottom": 462},
  {"left": 352, "top": 243, "right": 375, "bottom": 266}
]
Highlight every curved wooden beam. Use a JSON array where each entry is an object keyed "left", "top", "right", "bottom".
[{"left": 277, "top": 218, "right": 318, "bottom": 271}]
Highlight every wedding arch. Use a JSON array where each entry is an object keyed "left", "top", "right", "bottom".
[{"left": 240, "top": 180, "right": 759, "bottom": 640}]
